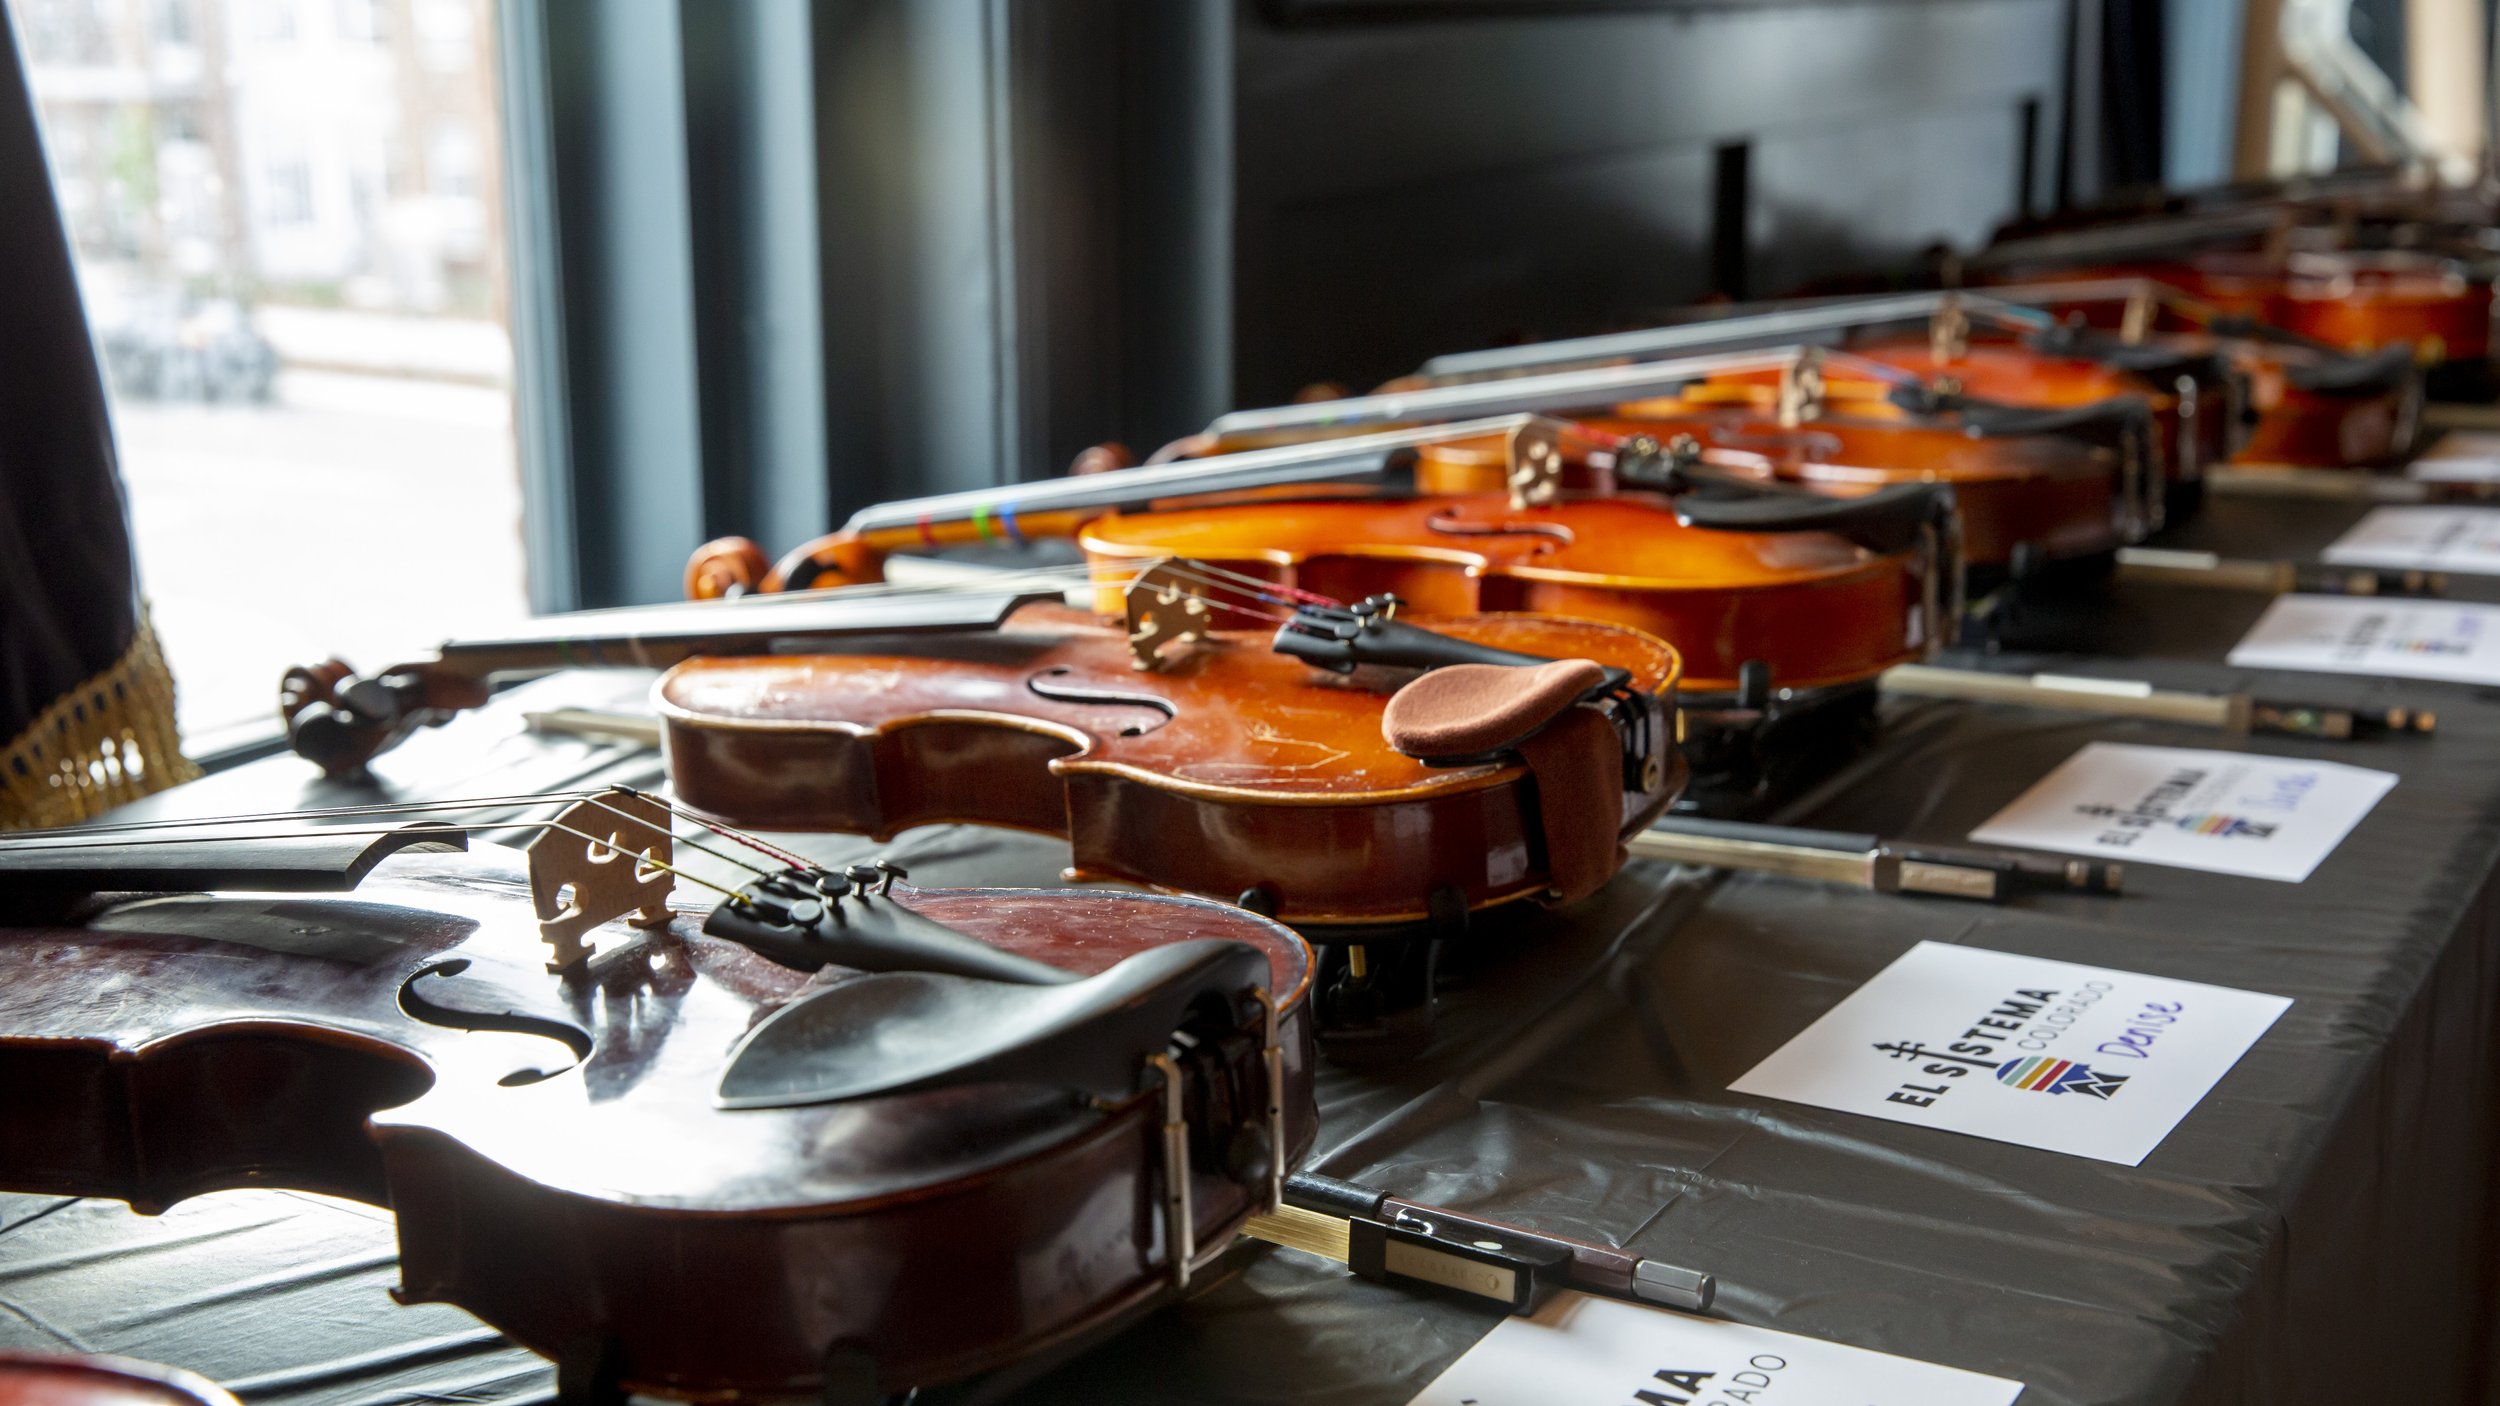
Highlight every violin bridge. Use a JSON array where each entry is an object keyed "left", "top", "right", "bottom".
[
  {"left": 1777, "top": 348, "right": 1827, "bottom": 427},
  {"left": 1124, "top": 560, "right": 1215, "bottom": 672},
  {"left": 1928, "top": 293, "right": 1970, "bottom": 364},
  {"left": 2120, "top": 287, "right": 2155, "bottom": 345},
  {"left": 1504, "top": 418, "right": 1565, "bottom": 509},
  {"left": 526, "top": 788, "right": 676, "bottom": 971}
]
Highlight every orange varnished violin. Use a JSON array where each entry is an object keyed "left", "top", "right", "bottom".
[
  {"left": 1400, "top": 410, "right": 2133, "bottom": 576},
  {"left": 2021, "top": 251, "right": 2490, "bottom": 369},
  {"left": 659, "top": 565, "right": 1684, "bottom": 927},
  {"left": 1977, "top": 277, "right": 2425, "bottom": 468},
  {"left": 0, "top": 793, "right": 1315, "bottom": 1404},
  {"left": 1068, "top": 477, "right": 1940, "bottom": 697},
  {"left": 1146, "top": 346, "right": 2131, "bottom": 581}
]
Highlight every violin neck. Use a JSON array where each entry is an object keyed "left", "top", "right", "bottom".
[
  {"left": 835, "top": 417, "right": 1547, "bottom": 541},
  {"left": 431, "top": 586, "right": 1057, "bottom": 680},
  {"left": 0, "top": 826, "right": 469, "bottom": 899}
]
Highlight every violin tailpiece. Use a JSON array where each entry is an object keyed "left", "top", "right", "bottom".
[{"left": 526, "top": 789, "right": 676, "bottom": 970}]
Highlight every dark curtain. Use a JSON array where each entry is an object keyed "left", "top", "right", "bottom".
[
  {"left": 0, "top": 12, "right": 140, "bottom": 741},
  {"left": 0, "top": 10, "right": 192, "bottom": 828}
]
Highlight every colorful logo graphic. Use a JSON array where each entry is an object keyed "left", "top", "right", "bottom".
[
  {"left": 1992, "top": 1055, "right": 2129, "bottom": 1099},
  {"left": 1875, "top": 1039, "right": 2131, "bottom": 1103},
  {"left": 2164, "top": 811, "right": 2276, "bottom": 839}
]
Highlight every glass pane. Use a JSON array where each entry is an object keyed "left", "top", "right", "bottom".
[{"left": 16, "top": 0, "right": 527, "bottom": 752}]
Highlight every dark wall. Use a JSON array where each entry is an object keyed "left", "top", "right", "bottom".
[{"left": 1224, "top": 0, "right": 2069, "bottom": 408}]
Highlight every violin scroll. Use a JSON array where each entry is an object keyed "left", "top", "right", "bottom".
[
  {"left": 684, "top": 536, "right": 772, "bottom": 599},
  {"left": 280, "top": 658, "right": 491, "bottom": 778}
]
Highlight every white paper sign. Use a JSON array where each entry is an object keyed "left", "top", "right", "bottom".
[
  {"left": 1966, "top": 742, "right": 2392, "bottom": 883},
  {"left": 1408, "top": 1292, "right": 2023, "bottom": 1406},
  {"left": 2322, "top": 505, "right": 2500, "bottom": 574},
  {"left": 1729, "top": 943, "right": 2290, "bottom": 1166},
  {"left": 2228, "top": 593, "right": 2500, "bottom": 686},
  {"left": 2406, "top": 431, "right": 2500, "bottom": 483}
]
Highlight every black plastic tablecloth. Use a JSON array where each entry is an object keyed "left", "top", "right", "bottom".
[{"left": 9, "top": 489, "right": 2500, "bottom": 1406}]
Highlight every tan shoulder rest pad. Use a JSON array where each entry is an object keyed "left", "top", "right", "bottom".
[
  {"left": 1382, "top": 659, "right": 1623, "bottom": 905},
  {"left": 1381, "top": 659, "right": 1607, "bottom": 758}
]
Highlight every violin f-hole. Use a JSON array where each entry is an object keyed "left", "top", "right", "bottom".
[
  {"left": 400, "top": 958, "right": 594, "bottom": 1087},
  {"left": 1422, "top": 510, "right": 1574, "bottom": 547},
  {"left": 1026, "top": 668, "right": 1178, "bottom": 737}
]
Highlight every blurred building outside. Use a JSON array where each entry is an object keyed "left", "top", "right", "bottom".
[{"left": 17, "top": 0, "right": 527, "bottom": 750}]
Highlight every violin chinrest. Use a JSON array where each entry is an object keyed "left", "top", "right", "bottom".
[{"left": 1381, "top": 659, "right": 1607, "bottom": 760}]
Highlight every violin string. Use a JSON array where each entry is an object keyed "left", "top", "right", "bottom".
[
  {"left": 624, "top": 792, "right": 819, "bottom": 872},
  {"left": 573, "top": 791, "right": 777, "bottom": 880}
]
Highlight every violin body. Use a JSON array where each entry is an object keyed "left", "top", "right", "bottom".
[
  {"left": 1537, "top": 411, "right": 2139, "bottom": 571},
  {"left": 0, "top": 846, "right": 1314, "bottom": 1402},
  {"left": 1848, "top": 336, "right": 2234, "bottom": 495},
  {"left": 659, "top": 606, "right": 1684, "bottom": 926},
  {"left": 0, "top": 1355, "right": 239, "bottom": 1406},
  {"left": 1068, "top": 501, "right": 1932, "bottom": 696},
  {"left": 2167, "top": 252, "right": 2493, "bottom": 366}
]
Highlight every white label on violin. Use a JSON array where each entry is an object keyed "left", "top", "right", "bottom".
[
  {"left": 2228, "top": 594, "right": 2500, "bottom": 687},
  {"left": 1727, "top": 942, "right": 2289, "bottom": 1168},
  {"left": 1408, "top": 1291, "right": 2022, "bottom": 1406},
  {"left": 1967, "top": 742, "right": 2392, "bottom": 884},
  {"left": 2322, "top": 505, "right": 2500, "bottom": 573},
  {"left": 2407, "top": 431, "right": 2500, "bottom": 483}
]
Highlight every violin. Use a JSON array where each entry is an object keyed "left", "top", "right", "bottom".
[
  {"left": 1979, "top": 277, "right": 2426, "bottom": 468},
  {"left": 658, "top": 563, "right": 1685, "bottom": 927},
  {"left": 1678, "top": 328, "right": 2218, "bottom": 518},
  {"left": 1971, "top": 201, "right": 2496, "bottom": 376},
  {"left": 282, "top": 550, "right": 1682, "bottom": 952},
  {"left": 0, "top": 791, "right": 1315, "bottom": 1404},
  {"left": 1150, "top": 345, "right": 2131, "bottom": 582},
  {"left": 1355, "top": 299, "right": 2195, "bottom": 523},
  {"left": 1401, "top": 410, "right": 2134, "bottom": 577},
  {"left": 1064, "top": 458, "right": 1945, "bottom": 698},
  {"left": 0, "top": 1355, "right": 237, "bottom": 1406}
]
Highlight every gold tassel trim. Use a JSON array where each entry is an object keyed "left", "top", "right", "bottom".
[{"left": 1, "top": 615, "right": 202, "bottom": 832}]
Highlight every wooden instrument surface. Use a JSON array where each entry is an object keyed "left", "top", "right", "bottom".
[
  {"left": 1072, "top": 500, "right": 1922, "bottom": 693},
  {"left": 657, "top": 607, "right": 1685, "bottom": 924},
  {"left": 1419, "top": 412, "right": 2130, "bottom": 568},
  {"left": 0, "top": 1356, "right": 237, "bottom": 1406},
  {"left": 0, "top": 847, "right": 1315, "bottom": 1398}
]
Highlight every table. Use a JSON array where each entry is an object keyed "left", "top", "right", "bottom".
[{"left": 9, "top": 490, "right": 2500, "bottom": 1406}]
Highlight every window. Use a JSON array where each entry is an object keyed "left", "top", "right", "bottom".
[
  {"left": 255, "top": 0, "right": 296, "bottom": 44},
  {"left": 413, "top": 0, "right": 472, "bottom": 74},
  {"left": 15, "top": 0, "right": 526, "bottom": 753},
  {"left": 261, "top": 156, "right": 312, "bottom": 224}
]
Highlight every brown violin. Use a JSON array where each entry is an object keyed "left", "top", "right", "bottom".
[
  {"left": 1357, "top": 299, "right": 2200, "bottom": 520},
  {"left": 0, "top": 793, "right": 1314, "bottom": 1404},
  {"left": 660, "top": 563, "right": 1685, "bottom": 927},
  {"left": 1138, "top": 344, "right": 2127, "bottom": 582},
  {"left": 2032, "top": 251, "right": 2490, "bottom": 369},
  {"left": 1969, "top": 279, "right": 2425, "bottom": 468},
  {"left": 683, "top": 410, "right": 1949, "bottom": 697},
  {"left": 1404, "top": 410, "right": 2135, "bottom": 577}
]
